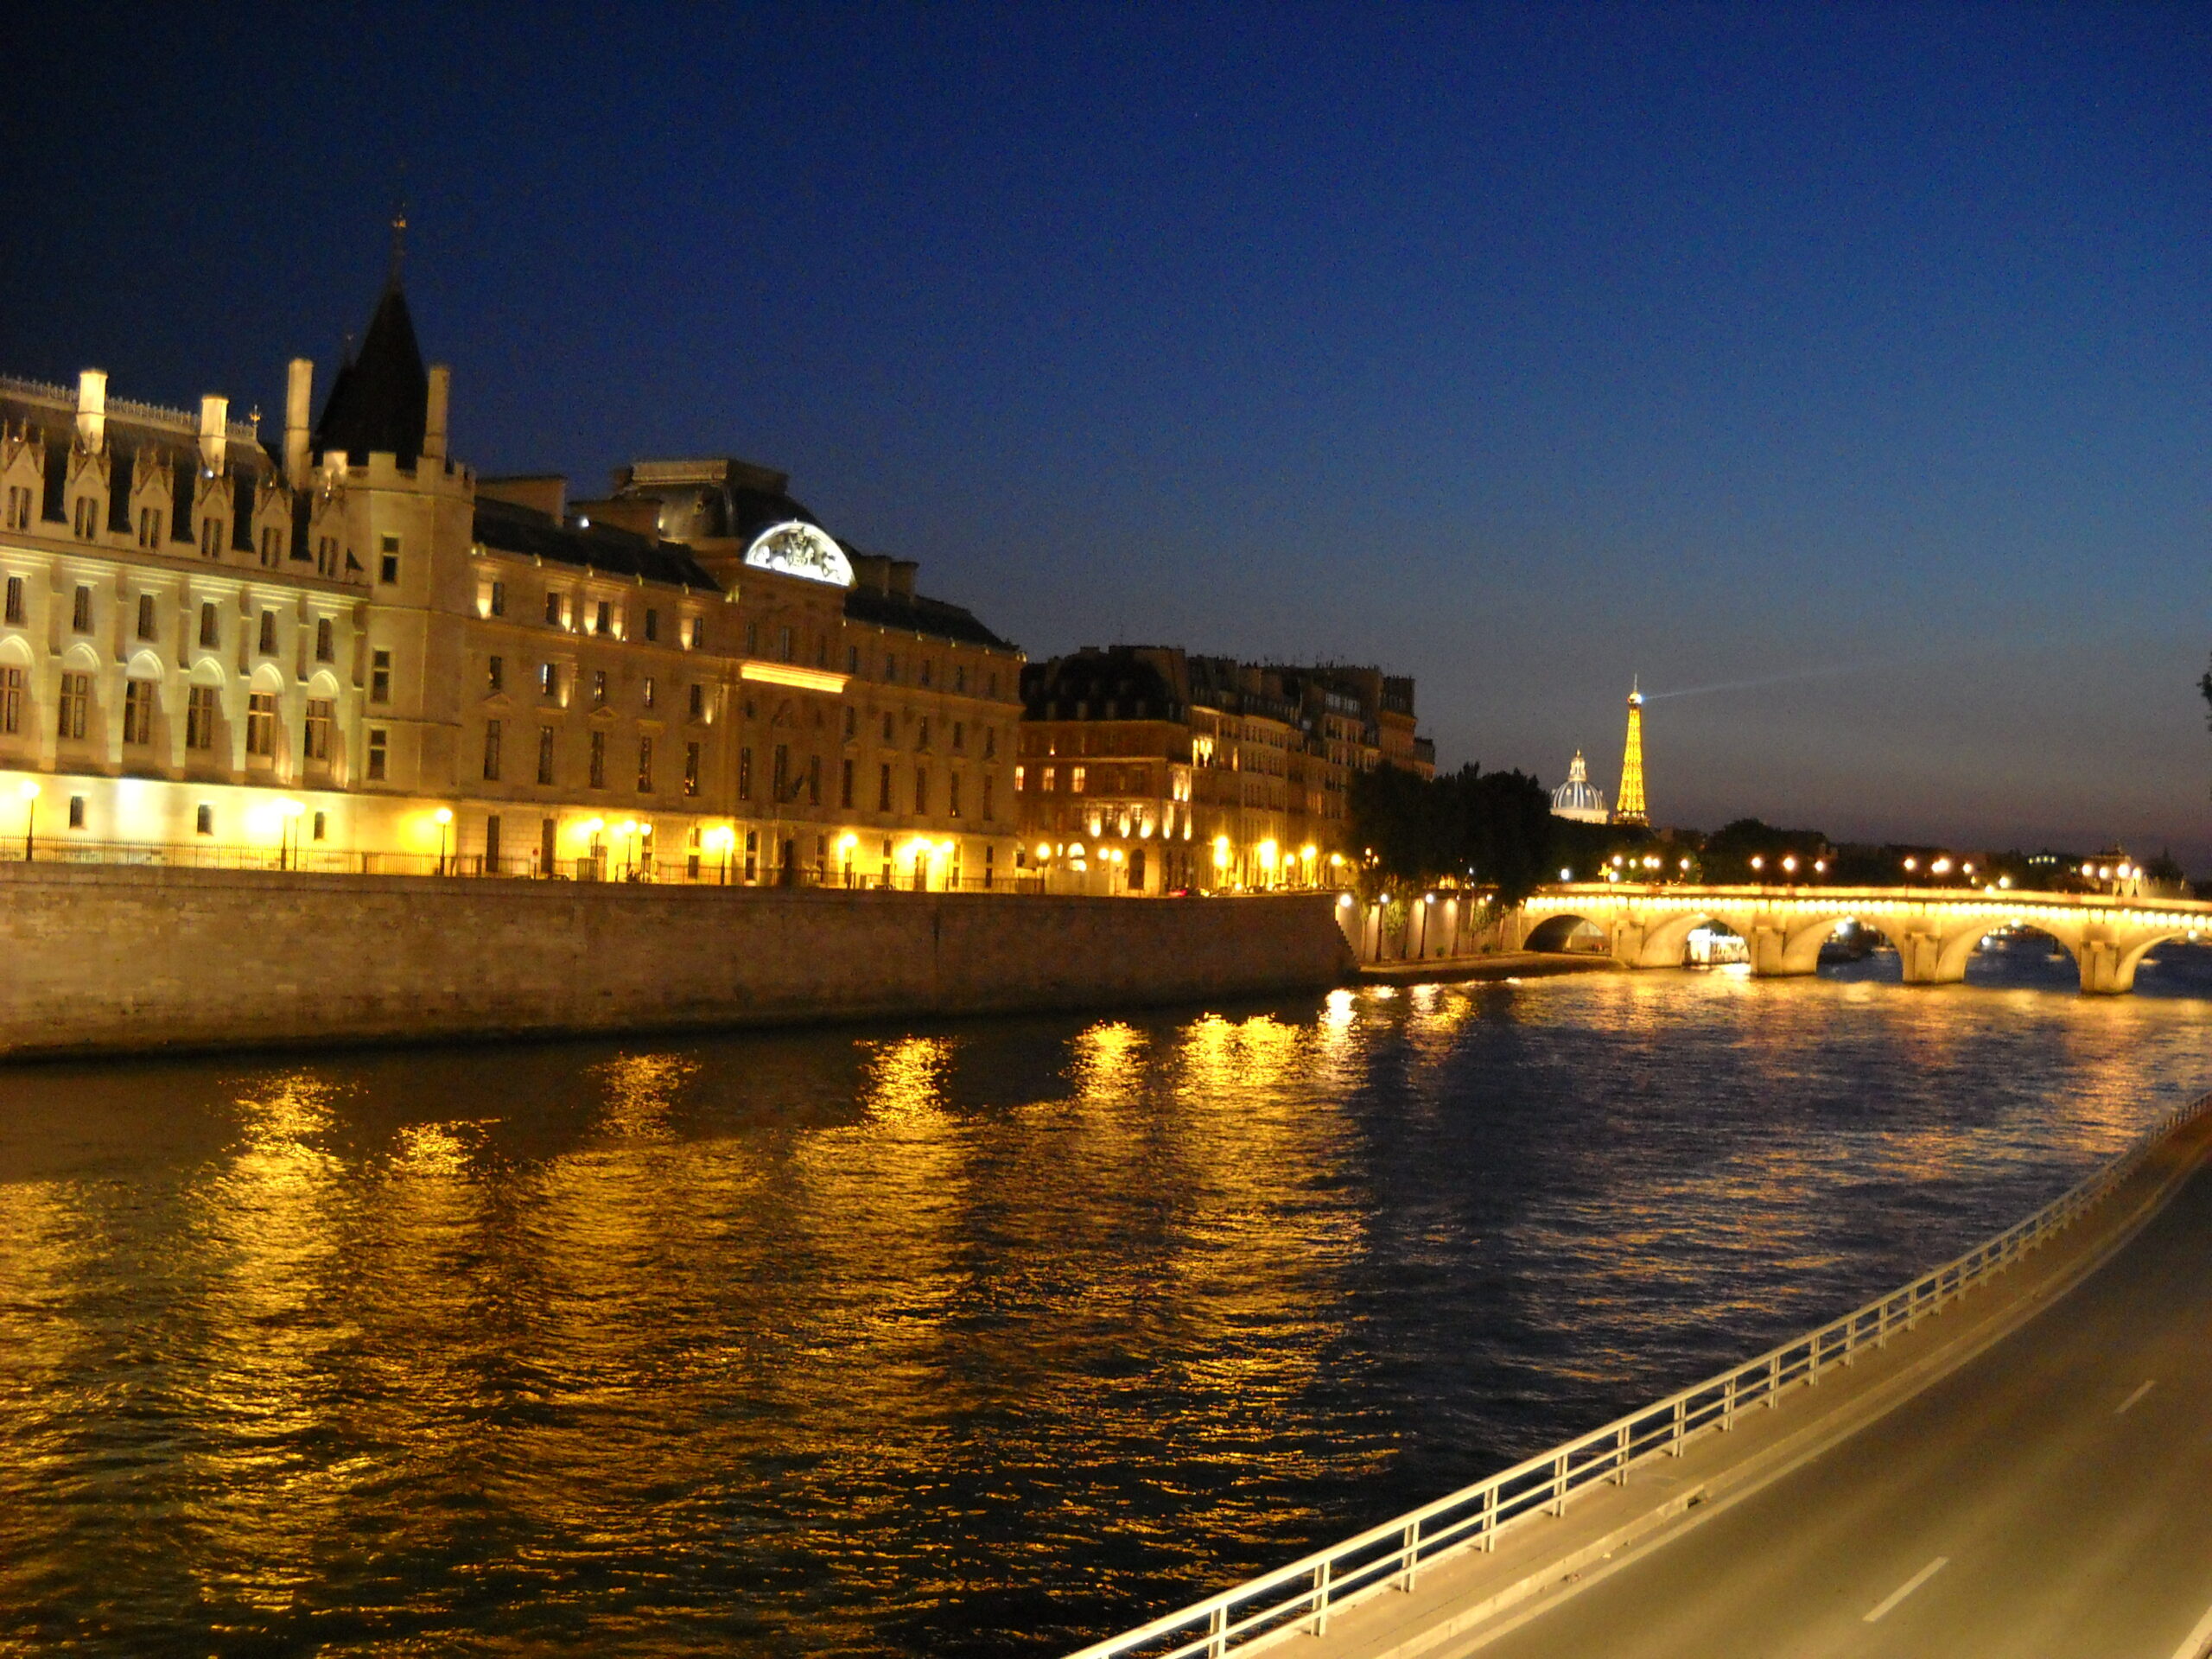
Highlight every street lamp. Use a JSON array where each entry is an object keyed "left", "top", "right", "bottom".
[
  {"left": 434, "top": 805, "right": 454, "bottom": 875},
  {"left": 18, "top": 779, "right": 39, "bottom": 862},
  {"left": 279, "top": 798, "right": 306, "bottom": 870}
]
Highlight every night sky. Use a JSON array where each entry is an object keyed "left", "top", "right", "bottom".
[{"left": 6, "top": 5, "right": 2209, "bottom": 862}]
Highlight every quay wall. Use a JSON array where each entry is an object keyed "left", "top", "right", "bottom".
[{"left": 0, "top": 863, "right": 1355, "bottom": 1058}]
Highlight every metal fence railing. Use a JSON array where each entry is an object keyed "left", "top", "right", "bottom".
[{"left": 1064, "top": 1090, "right": 2212, "bottom": 1659}]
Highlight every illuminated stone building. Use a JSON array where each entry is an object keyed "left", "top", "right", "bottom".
[
  {"left": 1016, "top": 645, "right": 1434, "bottom": 893},
  {"left": 1548, "top": 749, "right": 1610, "bottom": 823},
  {"left": 0, "top": 270, "right": 1023, "bottom": 887}
]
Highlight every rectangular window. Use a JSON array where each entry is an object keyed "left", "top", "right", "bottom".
[
  {"left": 644, "top": 607, "right": 658, "bottom": 643},
  {"left": 772, "top": 743, "right": 790, "bottom": 801},
  {"left": 186, "top": 685, "right": 218, "bottom": 750},
  {"left": 537, "top": 725, "right": 556, "bottom": 785},
  {"left": 483, "top": 717, "right": 503, "bottom": 781},
  {"left": 1041, "top": 765, "right": 1055, "bottom": 792},
  {"left": 304, "top": 699, "right": 333, "bottom": 761},
  {"left": 539, "top": 661, "right": 557, "bottom": 699},
  {"left": 3, "top": 576, "right": 22, "bottom": 625},
  {"left": 745, "top": 620, "right": 759, "bottom": 655},
  {"left": 370, "top": 649, "right": 391, "bottom": 703},
  {"left": 777, "top": 625, "right": 795, "bottom": 663},
  {"left": 594, "top": 600, "right": 611, "bottom": 636},
  {"left": 137, "top": 508, "right": 159, "bottom": 549},
  {"left": 953, "top": 721, "right": 965, "bottom": 751},
  {"left": 878, "top": 762, "right": 893, "bottom": 811},
  {"left": 257, "top": 610, "right": 276, "bottom": 655},
  {"left": 486, "top": 813, "right": 502, "bottom": 869},
  {"left": 480, "top": 653, "right": 503, "bottom": 696},
  {"left": 955, "top": 664, "right": 967, "bottom": 694},
  {"left": 315, "top": 617, "right": 334, "bottom": 662},
  {"left": 683, "top": 741, "right": 701, "bottom": 798},
  {"left": 919, "top": 658, "right": 932, "bottom": 689},
  {"left": 637, "top": 735, "right": 654, "bottom": 793},
  {"left": 641, "top": 676, "right": 656, "bottom": 710},
  {"left": 545, "top": 590, "right": 563, "bottom": 626},
  {"left": 366, "top": 727, "right": 388, "bottom": 780},
  {"left": 917, "top": 717, "right": 930, "bottom": 750},
  {"left": 73, "top": 497, "right": 95, "bottom": 539},
  {"left": 847, "top": 645, "right": 860, "bottom": 674},
  {"left": 840, "top": 758, "right": 855, "bottom": 809},
  {"left": 688, "top": 682, "right": 704, "bottom": 720},
  {"left": 685, "top": 616, "right": 702, "bottom": 650},
  {"left": 738, "top": 746, "right": 753, "bottom": 801},
  {"left": 261, "top": 527, "right": 280, "bottom": 567},
  {"left": 195, "top": 804, "right": 213, "bottom": 836},
  {"left": 588, "top": 729, "right": 606, "bottom": 789},
  {"left": 1071, "top": 766, "right": 1087, "bottom": 793},
  {"left": 379, "top": 547, "right": 399, "bottom": 585},
  {"left": 245, "top": 692, "right": 276, "bottom": 757},
  {"left": 913, "top": 766, "right": 928, "bottom": 816},
  {"left": 200, "top": 518, "right": 219, "bottom": 558},
  {"left": 313, "top": 810, "right": 326, "bottom": 842},
  {"left": 807, "top": 753, "right": 821, "bottom": 805},
  {"left": 842, "top": 706, "right": 856, "bottom": 741},
  {"left": 122, "top": 680, "right": 155, "bottom": 745},
  {"left": 982, "top": 775, "right": 995, "bottom": 822},
  {"left": 489, "top": 580, "right": 506, "bottom": 617},
  {"left": 983, "top": 727, "right": 995, "bottom": 760},
  {"left": 71, "top": 586, "right": 91, "bottom": 633},
  {"left": 1014, "top": 764, "right": 1026, "bottom": 791},
  {"left": 137, "top": 593, "right": 156, "bottom": 640},
  {"left": 56, "top": 671, "right": 89, "bottom": 741},
  {"left": 880, "top": 711, "right": 894, "bottom": 742},
  {"left": 5, "top": 488, "right": 29, "bottom": 530},
  {"left": 0, "top": 665, "right": 21, "bottom": 734},
  {"left": 199, "top": 603, "right": 219, "bottom": 649},
  {"left": 950, "top": 773, "right": 963, "bottom": 818},
  {"left": 885, "top": 653, "right": 899, "bottom": 683},
  {"left": 592, "top": 669, "right": 607, "bottom": 706}
]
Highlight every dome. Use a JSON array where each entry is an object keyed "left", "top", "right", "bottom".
[{"left": 1551, "top": 750, "right": 1611, "bottom": 824}]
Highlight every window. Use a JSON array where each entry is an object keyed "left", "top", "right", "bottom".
[
  {"left": 885, "top": 653, "right": 899, "bottom": 683},
  {"left": 195, "top": 804, "right": 213, "bottom": 836},
  {"left": 370, "top": 649, "right": 391, "bottom": 703},
  {"left": 67, "top": 795, "right": 85, "bottom": 829},
  {"left": 1041, "top": 765, "right": 1055, "bottom": 792},
  {"left": 644, "top": 607, "right": 658, "bottom": 642},
  {"left": 847, "top": 645, "right": 860, "bottom": 674},
  {"left": 186, "top": 686, "right": 218, "bottom": 750},
  {"left": 955, "top": 664, "right": 967, "bottom": 694},
  {"left": 594, "top": 600, "right": 611, "bottom": 636},
  {"left": 245, "top": 693, "right": 276, "bottom": 757},
  {"left": 1071, "top": 766, "right": 1087, "bottom": 793},
  {"left": 261, "top": 527, "right": 281, "bottom": 567},
  {"left": 983, "top": 727, "right": 996, "bottom": 760},
  {"left": 917, "top": 717, "right": 930, "bottom": 750},
  {"left": 919, "top": 658, "right": 932, "bottom": 688},
  {"left": 537, "top": 725, "right": 556, "bottom": 785},
  {"left": 489, "top": 580, "right": 506, "bottom": 617},
  {"left": 137, "top": 594, "right": 156, "bottom": 640},
  {"left": 482, "top": 654, "right": 504, "bottom": 695},
  {"left": 953, "top": 721, "right": 965, "bottom": 751},
  {"left": 199, "top": 603, "right": 218, "bottom": 649},
  {"left": 485, "top": 814, "right": 502, "bottom": 868},
  {"left": 772, "top": 744, "right": 790, "bottom": 801},
  {"left": 982, "top": 775, "right": 995, "bottom": 822},
  {"left": 684, "top": 616, "right": 702, "bottom": 650},
  {"left": 123, "top": 680, "right": 155, "bottom": 745},
  {"left": 777, "top": 625, "right": 795, "bottom": 663},
  {"left": 878, "top": 762, "right": 893, "bottom": 811},
  {"left": 880, "top": 712, "right": 894, "bottom": 742},
  {"left": 257, "top": 610, "right": 276, "bottom": 655},
  {"left": 378, "top": 537, "right": 399, "bottom": 584},
  {"left": 366, "top": 728, "right": 388, "bottom": 779},
  {"left": 641, "top": 676, "right": 656, "bottom": 710},
  {"left": 315, "top": 617, "right": 334, "bottom": 662},
  {"left": 545, "top": 590, "right": 564, "bottom": 626},
  {"left": 312, "top": 810, "right": 326, "bottom": 842},
  {"left": 807, "top": 754, "right": 821, "bottom": 805},
  {"left": 56, "top": 672, "right": 89, "bottom": 741},
  {"left": 988, "top": 671, "right": 999, "bottom": 699},
  {"left": 745, "top": 620, "right": 759, "bottom": 655},
  {"left": 0, "top": 666, "right": 20, "bottom": 734},
  {"left": 591, "top": 669, "right": 607, "bottom": 707},
  {"left": 683, "top": 741, "right": 701, "bottom": 798},
  {"left": 73, "top": 496, "right": 97, "bottom": 540},
  {"left": 539, "top": 662, "right": 558, "bottom": 699},
  {"left": 636, "top": 735, "right": 653, "bottom": 793},
  {"left": 913, "top": 766, "right": 928, "bottom": 815},
  {"left": 137, "top": 508, "right": 160, "bottom": 549},
  {"left": 738, "top": 746, "right": 753, "bottom": 801},
  {"left": 4, "top": 487, "right": 31, "bottom": 530},
  {"left": 71, "top": 586, "right": 91, "bottom": 633},
  {"left": 1014, "top": 764, "right": 1026, "bottom": 791},
  {"left": 200, "top": 518, "right": 220, "bottom": 558},
  {"left": 483, "top": 718, "right": 503, "bottom": 781},
  {"left": 304, "top": 699, "right": 333, "bottom": 761},
  {"left": 3, "top": 576, "right": 22, "bottom": 625},
  {"left": 588, "top": 729, "right": 606, "bottom": 789},
  {"left": 688, "top": 682, "right": 704, "bottom": 720},
  {"left": 949, "top": 773, "right": 963, "bottom": 817}
]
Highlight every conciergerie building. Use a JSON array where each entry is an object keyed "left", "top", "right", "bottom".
[{"left": 0, "top": 267, "right": 1028, "bottom": 888}]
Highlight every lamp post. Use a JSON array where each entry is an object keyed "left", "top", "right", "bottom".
[
  {"left": 18, "top": 779, "right": 40, "bottom": 862},
  {"left": 434, "top": 806, "right": 454, "bottom": 875},
  {"left": 279, "top": 798, "right": 306, "bottom": 870}
]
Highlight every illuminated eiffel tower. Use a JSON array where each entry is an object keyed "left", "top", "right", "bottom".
[{"left": 1613, "top": 677, "right": 1649, "bottom": 825}]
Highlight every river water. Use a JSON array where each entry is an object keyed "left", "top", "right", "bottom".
[{"left": 3, "top": 943, "right": 2211, "bottom": 1656}]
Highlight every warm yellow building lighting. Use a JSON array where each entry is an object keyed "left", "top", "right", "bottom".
[
  {"left": 434, "top": 806, "right": 454, "bottom": 825},
  {"left": 738, "top": 661, "right": 849, "bottom": 694}
]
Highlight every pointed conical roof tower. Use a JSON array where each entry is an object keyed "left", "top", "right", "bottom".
[
  {"left": 313, "top": 214, "right": 429, "bottom": 466},
  {"left": 1614, "top": 678, "right": 1649, "bottom": 825}
]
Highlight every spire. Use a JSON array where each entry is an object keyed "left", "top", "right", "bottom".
[
  {"left": 387, "top": 202, "right": 408, "bottom": 289},
  {"left": 1614, "top": 681, "right": 1649, "bottom": 825},
  {"left": 313, "top": 237, "right": 430, "bottom": 466}
]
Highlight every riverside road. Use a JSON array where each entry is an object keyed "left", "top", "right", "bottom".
[{"left": 1464, "top": 1134, "right": 2212, "bottom": 1659}]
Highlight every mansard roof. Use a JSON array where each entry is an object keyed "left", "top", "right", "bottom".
[
  {"left": 472, "top": 494, "right": 721, "bottom": 591},
  {"left": 843, "top": 582, "right": 1017, "bottom": 652},
  {"left": 314, "top": 282, "right": 429, "bottom": 465}
]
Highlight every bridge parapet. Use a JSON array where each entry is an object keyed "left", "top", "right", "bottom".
[{"left": 1508, "top": 885, "right": 2212, "bottom": 995}]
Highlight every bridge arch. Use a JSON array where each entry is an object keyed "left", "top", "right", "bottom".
[
  {"left": 1524, "top": 912, "right": 1605, "bottom": 953},
  {"left": 1948, "top": 920, "right": 2076, "bottom": 987}
]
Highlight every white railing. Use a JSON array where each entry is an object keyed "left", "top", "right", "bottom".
[{"left": 1065, "top": 1090, "right": 2212, "bottom": 1659}]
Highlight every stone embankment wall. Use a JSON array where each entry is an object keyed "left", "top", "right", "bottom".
[{"left": 0, "top": 864, "right": 1356, "bottom": 1058}]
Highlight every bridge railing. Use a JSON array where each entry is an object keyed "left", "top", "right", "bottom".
[{"left": 1063, "top": 1090, "right": 2212, "bottom": 1659}]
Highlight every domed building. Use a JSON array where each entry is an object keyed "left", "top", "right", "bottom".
[{"left": 1550, "top": 750, "right": 1611, "bottom": 824}]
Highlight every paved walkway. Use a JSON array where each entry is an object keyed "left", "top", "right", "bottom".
[
  {"left": 1307, "top": 1114, "right": 2212, "bottom": 1659},
  {"left": 1353, "top": 953, "right": 1620, "bottom": 987}
]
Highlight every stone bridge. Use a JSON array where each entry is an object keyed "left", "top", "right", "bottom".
[{"left": 1503, "top": 882, "right": 2212, "bottom": 994}]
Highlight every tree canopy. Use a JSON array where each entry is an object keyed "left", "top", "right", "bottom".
[{"left": 1347, "top": 762, "right": 1554, "bottom": 906}]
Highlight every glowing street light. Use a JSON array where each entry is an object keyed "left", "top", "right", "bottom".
[
  {"left": 17, "top": 778, "right": 39, "bottom": 861},
  {"left": 434, "top": 804, "right": 454, "bottom": 874}
]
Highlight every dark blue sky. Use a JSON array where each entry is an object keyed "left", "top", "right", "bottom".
[{"left": 7, "top": 4, "right": 2209, "bottom": 860}]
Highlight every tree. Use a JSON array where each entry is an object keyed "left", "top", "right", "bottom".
[{"left": 1347, "top": 762, "right": 1554, "bottom": 906}]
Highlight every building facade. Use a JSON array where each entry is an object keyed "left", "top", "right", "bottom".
[
  {"left": 1016, "top": 645, "right": 1436, "bottom": 893},
  {"left": 0, "top": 276, "right": 1025, "bottom": 887}
]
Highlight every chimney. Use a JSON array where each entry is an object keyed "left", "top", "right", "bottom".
[
  {"left": 76, "top": 369, "right": 107, "bottom": 451},
  {"left": 284, "top": 358, "right": 313, "bottom": 484},
  {"left": 199, "top": 395, "right": 228, "bottom": 474},
  {"left": 424, "top": 364, "right": 451, "bottom": 463}
]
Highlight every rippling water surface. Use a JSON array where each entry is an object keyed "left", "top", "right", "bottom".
[{"left": 4, "top": 944, "right": 2212, "bottom": 1656}]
